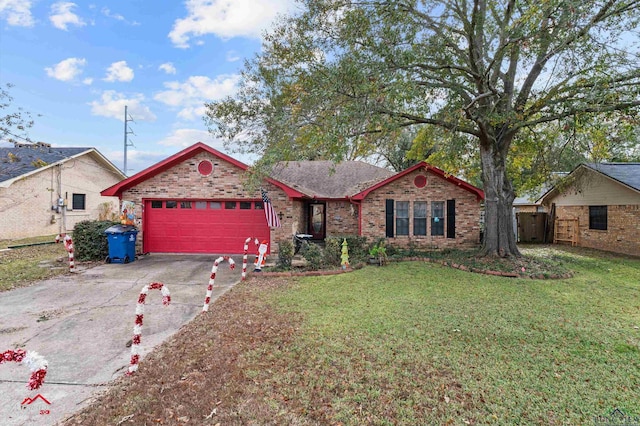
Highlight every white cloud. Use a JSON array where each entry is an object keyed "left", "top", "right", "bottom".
[
  {"left": 82, "top": 77, "right": 93, "bottom": 85},
  {"left": 168, "top": 0, "right": 295, "bottom": 48},
  {"left": 226, "top": 50, "right": 241, "bottom": 62},
  {"left": 49, "top": 2, "right": 85, "bottom": 31},
  {"left": 44, "top": 57, "right": 87, "bottom": 82},
  {"left": 0, "top": 0, "right": 34, "bottom": 26},
  {"left": 154, "top": 74, "right": 240, "bottom": 120},
  {"left": 104, "top": 61, "right": 134, "bottom": 82},
  {"left": 89, "top": 90, "right": 156, "bottom": 121},
  {"left": 101, "top": 7, "right": 139, "bottom": 25},
  {"left": 157, "top": 128, "right": 256, "bottom": 164},
  {"left": 159, "top": 62, "right": 177, "bottom": 74}
]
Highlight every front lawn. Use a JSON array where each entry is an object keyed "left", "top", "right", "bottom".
[{"left": 62, "top": 246, "right": 640, "bottom": 424}]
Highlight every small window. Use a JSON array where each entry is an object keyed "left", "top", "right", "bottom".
[
  {"left": 589, "top": 206, "right": 607, "bottom": 230},
  {"left": 396, "top": 201, "right": 409, "bottom": 236},
  {"left": 180, "top": 201, "right": 192, "bottom": 209},
  {"left": 254, "top": 201, "right": 264, "bottom": 209},
  {"left": 240, "top": 201, "right": 252, "bottom": 210},
  {"left": 72, "top": 194, "right": 86, "bottom": 210},
  {"left": 414, "top": 201, "right": 427, "bottom": 236},
  {"left": 166, "top": 201, "right": 177, "bottom": 209},
  {"left": 431, "top": 201, "right": 444, "bottom": 236},
  {"left": 195, "top": 201, "right": 207, "bottom": 209},
  {"left": 151, "top": 200, "right": 163, "bottom": 209},
  {"left": 210, "top": 202, "right": 221, "bottom": 210},
  {"left": 225, "top": 201, "right": 237, "bottom": 210}
]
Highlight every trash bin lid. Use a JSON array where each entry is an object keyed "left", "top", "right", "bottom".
[{"left": 104, "top": 224, "right": 138, "bottom": 234}]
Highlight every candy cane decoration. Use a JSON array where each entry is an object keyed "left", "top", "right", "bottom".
[
  {"left": 127, "top": 282, "right": 171, "bottom": 375},
  {"left": 55, "top": 234, "right": 75, "bottom": 272},
  {"left": 1, "top": 349, "right": 48, "bottom": 390},
  {"left": 242, "top": 238, "right": 260, "bottom": 280},
  {"left": 202, "top": 256, "right": 235, "bottom": 312}
]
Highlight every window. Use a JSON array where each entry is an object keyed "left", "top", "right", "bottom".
[
  {"left": 195, "top": 201, "right": 207, "bottom": 209},
  {"left": 180, "top": 201, "right": 192, "bottom": 209},
  {"left": 431, "top": 201, "right": 444, "bottom": 236},
  {"left": 589, "top": 206, "right": 607, "bottom": 230},
  {"left": 225, "top": 201, "right": 237, "bottom": 210},
  {"left": 414, "top": 201, "right": 427, "bottom": 236},
  {"left": 72, "top": 193, "right": 86, "bottom": 210},
  {"left": 166, "top": 201, "right": 177, "bottom": 209},
  {"left": 255, "top": 201, "right": 264, "bottom": 209},
  {"left": 151, "top": 200, "right": 162, "bottom": 208},
  {"left": 210, "top": 202, "right": 221, "bottom": 209},
  {"left": 240, "top": 201, "right": 252, "bottom": 210},
  {"left": 396, "top": 201, "right": 409, "bottom": 236}
]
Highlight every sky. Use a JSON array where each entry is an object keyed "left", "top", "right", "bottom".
[{"left": 0, "top": 0, "right": 297, "bottom": 175}]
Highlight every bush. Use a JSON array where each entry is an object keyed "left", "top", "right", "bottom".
[
  {"left": 323, "top": 237, "right": 341, "bottom": 267},
  {"left": 73, "top": 220, "right": 118, "bottom": 261},
  {"left": 325, "top": 235, "right": 369, "bottom": 264},
  {"left": 277, "top": 239, "right": 294, "bottom": 270},
  {"left": 301, "top": 242, "right": 324, "bottom": 269}
]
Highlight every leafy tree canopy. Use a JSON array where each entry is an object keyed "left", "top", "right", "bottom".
[{"left": 206, "top": 0, "right": 640, "bottom": 256}]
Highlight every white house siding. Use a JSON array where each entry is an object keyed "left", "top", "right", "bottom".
[
  {"left": 552, "top": 170, "right": 640, "bottom": 206},
  {"left": 0, "top": 153, "right": 122, "bottom": 240}
]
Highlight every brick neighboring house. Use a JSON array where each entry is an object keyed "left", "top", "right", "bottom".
[
  {"left": 101, "top": 142, "right": 484, "bottom": 254},
  {"left": 539, "top": 162, "right": 640, "bottom": 256},
  {"left": 1, "top": 143, "right": 125, "bottom": 240}
]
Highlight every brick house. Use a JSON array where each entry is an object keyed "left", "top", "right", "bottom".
[
  {"left": 101, "top": 142, "right": 484, "bottom": 254},
  {"left": 539, "top": 162, "right": 640, "bottom": 256},
  {"left": 1, "top": 143, "right": 125, "bottom": 240}
]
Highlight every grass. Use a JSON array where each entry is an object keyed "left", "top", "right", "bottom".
[
  {"left": 0, "top": 235, "right": 69, "bottom": 291},
  {"left": 63, "top": 245, "right": 640, "bottom": 425}
]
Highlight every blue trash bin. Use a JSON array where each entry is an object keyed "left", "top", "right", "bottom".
[{"left": 105, "top": 225, "right": 138, "bottom": 264}]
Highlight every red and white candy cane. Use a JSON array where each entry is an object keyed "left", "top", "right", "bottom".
[
  {"left": 202, "top": 256, "right": 235, "bottom": 312},
  {"left": 127, "top": 282, "right": 171, "bottom": 375},
  {"left": 55, "top": 234, "right": 75, "bottom": 272},
  {"left": 242, "top": 238, "right": 260, "bottom": 280},
  {"left": 1, "top": 349, "right": 48, "bottom": 390}
]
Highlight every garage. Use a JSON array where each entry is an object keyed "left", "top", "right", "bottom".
[{"left": 144, "top": 199, "right": 270, "bottom": 254}]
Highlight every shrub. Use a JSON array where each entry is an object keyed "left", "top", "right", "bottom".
[
  {"left": 301, "top": 242, "right": 324, "bottom": 269},
  {"left": 323, "top": 237, "right": 341, "bottom": 267},
  {"left": 277, "top": 239, "right": 294, "bottom": 270},
  {"left": 325, "top": 235, "right": 369, "bottom": 264},
  {"left": 73, "top": 220, "right": 118, "bottom": 261}
]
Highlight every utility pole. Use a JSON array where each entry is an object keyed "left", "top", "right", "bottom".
[{"left": 123, "top": 105, "right": 135, "bottom": 176}]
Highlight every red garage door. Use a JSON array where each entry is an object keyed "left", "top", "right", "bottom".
[{"left": 144, "top": 199, "right": 270, "bottom": 254}]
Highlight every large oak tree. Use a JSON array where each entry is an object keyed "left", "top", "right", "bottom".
[{"left": 206, "top": 0, "right": 640, "bottom": 257}]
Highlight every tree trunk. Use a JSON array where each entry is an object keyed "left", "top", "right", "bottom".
[{"left": 478, "top": 140, "right": 521, "bottom": 257}]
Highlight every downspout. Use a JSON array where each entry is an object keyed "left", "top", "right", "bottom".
[{"left": 348, "top": 197, "right": 362, "bottom": 236}]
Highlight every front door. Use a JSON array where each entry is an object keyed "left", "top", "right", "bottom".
[{"left": 308, "top": 203, "right": 326, "bottom": 240}]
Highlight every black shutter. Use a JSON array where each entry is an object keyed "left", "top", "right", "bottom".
[
  {"left": 385, "top": 199, "right": 394, "bottom": 237},
  {"left": 447, "top": 199, "right": 456, "bottom": 238}
]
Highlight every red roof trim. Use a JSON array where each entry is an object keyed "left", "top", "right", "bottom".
[
  {"left": 351, "top": 162, "right": 484, "bottom": 201},
  {"left": 101, "top": 142, "right": 304, "bottom": 198}
]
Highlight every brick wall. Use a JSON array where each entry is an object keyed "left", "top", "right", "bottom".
[
  {"left": 555, "top": 205, "right": 640, "bottom": 256},
  {"left": 360, "top": 169, "right": 481, "bottom": 249},
  {"left": 120, "top": 152, "right": 290, "bottom": 254},
  {"left": 326, "top": 201, "right": 359, "bottom": 236}
]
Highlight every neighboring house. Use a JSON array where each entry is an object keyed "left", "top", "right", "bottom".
[
  {"left": 1, "top": 142, "right": 126, "bottom": 240},
  {"left": 538, "top": 162, "right": 640, "bottom": 256},
  {"left": 101, "top": 142, "right": 484, "bottom": 255}
]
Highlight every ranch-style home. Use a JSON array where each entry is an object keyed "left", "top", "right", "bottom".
[
  {"left": 1, "top": 142, "right": 125, "bottom": 240},
  {"left": 539, "top": 162, "right": 640, "bottom": 257},
  {"left": 101, "top": 142, "right": 484, "bottom": 254}
]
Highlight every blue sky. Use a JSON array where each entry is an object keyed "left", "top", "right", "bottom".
[{"left": 1, "top": 0, "right": 296, "bottom": 174}]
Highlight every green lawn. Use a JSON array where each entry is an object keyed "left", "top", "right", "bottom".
[{"left": 245, "top": 247, "right": 640, "bottom": 424}]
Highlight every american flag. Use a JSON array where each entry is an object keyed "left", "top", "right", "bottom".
[{"left": 261, "top": 188, "right": 281, "bottom": 228}]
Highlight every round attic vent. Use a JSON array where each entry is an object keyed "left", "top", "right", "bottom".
[
  {"left": 414, "top": 175, "right": 427, "bottom": 188},
  {"left": 198, "top": 160, "right": 213, "bottom": 176}
]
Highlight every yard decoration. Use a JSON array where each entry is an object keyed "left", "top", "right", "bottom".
[
  {"left": 1, "top": 349, "right": 48, "bottom": 390},
  {"left": 127, "top": 282, "right": 171, "bottom": 375},
  {"left": 254, "top": 240, "right": 268, "bottom": 272},
  {"left": 341, "top": 238, "right": 349, "bottom": 270},
  {"left": 242, "top": 237, "right": 260, "bottom": 280},
  {"left": 202, "top": 256, "right": 236, "bottom": 312},
  {"left": 56, "top": 234, "right": 75, "bottom": 272}
]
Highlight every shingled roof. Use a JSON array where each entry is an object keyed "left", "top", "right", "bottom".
[
  {"left": 269, "top": 160, "right": 394, "bottom": 198},
  {"left": 1, "top": 143, "right": 124, "bottom": 187},
  {"left": 583, "top": 162, "right": 640, "bottom": 192}
]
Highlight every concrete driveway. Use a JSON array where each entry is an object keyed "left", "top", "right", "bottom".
[{"left": 0, "top": 254, "right": 242, "bottom": 426}]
